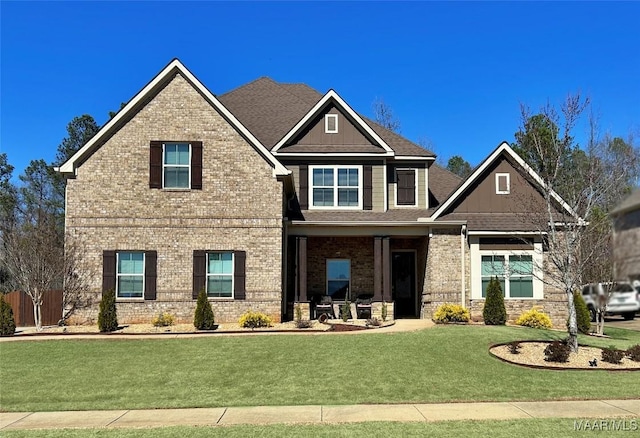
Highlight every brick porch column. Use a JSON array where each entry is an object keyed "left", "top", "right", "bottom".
[{"left": 373, "top": 236, "right": 382, "bottom": 301}]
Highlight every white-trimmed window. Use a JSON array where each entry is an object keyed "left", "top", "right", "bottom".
[
  {"left": 470, "top": 237, "right": 543, "bottom": 300},
  {"left": 495, "top": 173, "right": 510, "bottom": 194},
  {"left": 163, "top": 143, "right": 191, "bottom": 188},
  {"left": 327, "top": 259, "right": 350, "bottom": 299},
  {"left": 207, "top": 252, "right": 234, "bottom": 298},
  {"left": 310, "top": 165, "right": 362, "bottom": 208},
  {"left": 117, "top": 252, "right": 145, "bottom": 299},
  {"left": 325, "top": 114, "right": 338, "bottom": 133}
]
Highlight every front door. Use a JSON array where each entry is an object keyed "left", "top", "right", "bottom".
[{"left": 392, "top": 251, "right": 416, "bottom": 317}]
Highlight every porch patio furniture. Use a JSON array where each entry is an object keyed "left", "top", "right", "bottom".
[
  {"left": 312, "top": 295, "right": 335, "bottom": 320},
  {"left": 355, "top": 295, "right": 373, "bottom": 319}
]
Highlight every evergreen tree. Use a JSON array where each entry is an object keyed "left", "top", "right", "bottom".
[
  {"left": 194, "top": 289, "right": 215, "bottom": 330},
  {"left": 483, "top": 277, "right": 507, "bottom": 325},
  {"left": 97, "top": 289, "right": 118, "bottom": 332},
  {"left": 0, "top": 294, "right": 16, "bottom": 336},
  {"left": 573, "top": 290, "right": 592, "bottom": 334}
]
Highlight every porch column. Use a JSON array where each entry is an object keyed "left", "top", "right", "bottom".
[
  {"left": 382, "top": 236, "right": 391, "bottom": 301},
  {"left": 297, "top": 237, "right": 307, "bottom": 302},
  {"left": 373, "top": 237, "right": 382, "bottom": 301}
]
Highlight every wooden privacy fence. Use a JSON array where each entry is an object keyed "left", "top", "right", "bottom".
[{"left": 4, "top": 290, "right": 63, "bottom": 326}]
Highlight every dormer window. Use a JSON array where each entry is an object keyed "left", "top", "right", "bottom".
[
  {"left": 496, "top": 173, "right": 510, "bottom": 195},
  {"left": 325, "top": 114, "right": 338, "bottom": 134}
]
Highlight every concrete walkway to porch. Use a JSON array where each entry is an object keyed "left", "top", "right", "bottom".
[{"left": 2, "top": 399, "right": 638, "bottom": 431}]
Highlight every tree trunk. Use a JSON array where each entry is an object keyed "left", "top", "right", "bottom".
[
  {"left": 566, "top": 290, "right": 578, "bottom": 352},
  {"left": 33, "top": 298, "right": 43, "bottom": 332}
]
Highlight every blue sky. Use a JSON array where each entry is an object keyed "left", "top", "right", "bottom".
[{"left": 2, "top": 1, "right": 639, "bottom": 180}]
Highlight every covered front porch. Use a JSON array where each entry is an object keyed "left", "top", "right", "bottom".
[{"left": 284, "top": 224, "right": 431, "bottom": 321}]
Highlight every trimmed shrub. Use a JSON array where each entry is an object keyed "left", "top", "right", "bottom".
[
  {"left": 626, "top": 345, "right": 640, "bottom": 362},
  {"left": 294, "top": 303, "right": 312, "bottom": 328},
  {"left": 98, "top": 289, "right": 118, "bottom": 332},
  {"left": 432, "top": 303, "right": 470, "bottom": 324},
  {"left": 515, "top": 308, "right": 552, "bottom": 329},
  {"left": 0, "top": 294, "right": 16, "bottom": 337},
  {"left": 483, "top": 277, "right": 506, "bottom": 325},
  {"left": 544, "top": 340, "right": 571, "bottom": 363},
  {"left": 194, "top": 289, "right": 216, "bottom": 330},
  {"left": 152, "top": 312, "right": 175, "bottom": 327},
  {"left": 340, "top": 300, "right": 351, "bottom": 322},
  {"left": 239, "top": 310, "right": 272, "bottom": 329},
  {"left": 601, "top": 347, "right": 625, "bottom": 365},
  {"left": 572, "top": 291, "right": 591, "bottom": 334}
]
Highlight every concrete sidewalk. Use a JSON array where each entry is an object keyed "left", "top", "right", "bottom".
[{"left": 2, "top": 400, "right": 638, "bottom": 430}]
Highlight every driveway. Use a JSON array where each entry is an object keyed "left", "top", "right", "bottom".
[{"left": 604, "top": 315, "right": 640, "bottom": 331}]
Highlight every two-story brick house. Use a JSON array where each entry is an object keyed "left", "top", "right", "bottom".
[{"left": 59, "top": 59, "right": 568, "bottom": 326}]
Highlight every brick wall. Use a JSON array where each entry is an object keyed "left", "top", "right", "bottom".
[{"left": 65, "top": 72, "right": 284, "bottom": 324}]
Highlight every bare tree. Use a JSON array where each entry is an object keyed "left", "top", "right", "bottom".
[
  {"left": 372, "top": 97, "right": 401, "bottom": 133},
  {"left": 515, "top": 94, "right": 639, "bottom": 350}
]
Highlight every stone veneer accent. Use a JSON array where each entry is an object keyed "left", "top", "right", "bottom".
[
  {"left": 65, "top": 73, "right": 284, "bottom": 324},
  {"left": 422, "top": 228, "right": 568, "bottom": 328}
]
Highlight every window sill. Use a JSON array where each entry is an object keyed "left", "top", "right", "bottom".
[
  {"left": 116, "top": 299, "right": 145, "bottom": 303},
  {"left": 161, "top": 188, "right": 192, "bottom": 192}
]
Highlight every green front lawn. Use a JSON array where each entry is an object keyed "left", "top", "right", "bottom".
[
  {"left": 1, "top": 325, "right": 638, "bottom": 412},
  {"left": 0, "top": 419, "right": 621, "bottom": 438}
]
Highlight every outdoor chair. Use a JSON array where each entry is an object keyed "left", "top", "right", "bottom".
[
  {"left": 313, "top": 295, "right": 335, "bottom": 320},
  {"left": 355, "top": 295, "right": 373, "bottom": 319}
]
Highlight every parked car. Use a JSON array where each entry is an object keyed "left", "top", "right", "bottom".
[{"left": 581, "top": 282, "right": 640, "bottom": 321}]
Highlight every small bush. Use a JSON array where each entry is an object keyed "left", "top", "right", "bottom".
[
  {"left": 152, "top": 312, "right": 175, "bottom": 327},
  {"left": 508, "top": 341, "right": 521, "bottom": 354},
  {"left": 294, "top": 303, "right": 312, "bottom": 328},
  {"left": 544, "top": 340, "right": 571, "bottom": 363},
  {"left": 515, "top": 308, "right": 552, "bottom": 329},
  {"left": 194, "top": 289, "right": 215, "bottom": 330},
  {"left": 601, "top": 347, "right": 625, "bottom": 365},
  {"left": 340, "top": 300, "right": 351, "bottom": 322},
  {"left": 432, "top": 303, "right": 470, "bottom": 324},
  {"left": 572, "top": 291, "right": 592, "bottom": 334},
  {"left": 626, "top": 344, "right": 640, "bottom": 362},
  {"left": 239, "top": 310, "right": 272, "bottom": 329},
  {"left": 97, "top": 289, "right": 118, "bottom": 332},
  {"left": 0, "top": 294, "right": 16, "bottom": 337},
  {"left": 381, "top": 301, "right": 388, "bottom": 322},
  {"left": 483, "top": 277, "right": 506, "bottom": 325},
  {"left": 366, "top": 317, "right": 382, "bottom": 327}
]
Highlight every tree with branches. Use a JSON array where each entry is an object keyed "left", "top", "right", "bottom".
[
  {"left": 514, "top": 94, "right": 640, "bottom": 349},
  {"left": 372, "top": 97, "right": 401, "bottom": 133}
]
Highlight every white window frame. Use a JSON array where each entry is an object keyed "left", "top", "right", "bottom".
[
  {"left": 162, "top": 142, "right": 192, "bottom": 189},
  {"left": 309, "top": 165, "right": 363, "bottom": 209},
  {"left": 116, "top": 251, "right": 145, "bottom": 300},
  {"left": 206, "top": 252, "right": 234, "bottom": 299},
  {"left": 495, "top": 173, "right": 510, "bottom": 195},
  {"left": 394, "top": 168, "right": 418, "bottom": 207},
  {"left": 470, "top": 237, "right": 543, "bottom": 300},
  {"left": 324, "top": 114, "right": 339, "bottom": 134},
  {"left": 326, "top": 258, "right": 351, "bottom": 299}
]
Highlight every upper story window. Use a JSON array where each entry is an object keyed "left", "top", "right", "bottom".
[
  {"left": 164, "top": 143, "right": 191, "bottom": 189},
  {"left": 396, "top": 169, "right": 417, "bottom": 206},
  {"left": 310, "top": 165, "right": 362, "bottom": 209},
  {"left": 325, "top": 114, "right": 339, "bottom": 134},
  {"left": 150, "top": 141, "right": 202, "bottom": 190},
  {"left": 496, "top": 173, "right": 510, "bottom": 195}
]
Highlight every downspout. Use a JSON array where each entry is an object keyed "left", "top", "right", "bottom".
[{"left": 460, "top": 225, "right": 466, "bottom": 308}]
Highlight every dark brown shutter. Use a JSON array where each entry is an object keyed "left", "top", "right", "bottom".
[
  {"left": 299, "top": 165, "right": 308, "bottom": 210},
  {"left": 234, "top": 251, "right": 246, "bottom": 300},
  {"left": 149, "top": 141, "right": 163, "bottom": 189},
  {"left": 102, "top": 250, "right": 116, "bottom": 293},
  {"left": 193, "top": 250, "right": 206, "bottom": 299},
  {"left": 363, "top": 165, "right": 373, "bottom": 210},
  {"left": 191, "top": 141, "right": 203, "bottom": 190},
  {"left": 397, "top": 169, "right": 416, "bottom": 205},
  {"left": 144, "top": 251, "right": 157, "bottom": 300}
]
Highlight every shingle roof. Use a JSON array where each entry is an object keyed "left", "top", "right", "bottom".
[
  {"left": 428, "top": 165, "right": 463, "bottom": 207},
  {"left": 300, "top": 209, "right": 436, "bottom": 223},
  {"left": 435, "top": 213, "right": 546, "bottom": 232},
  {"left": 219, "top": 77, "right": 435, "bottom": 157}
]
